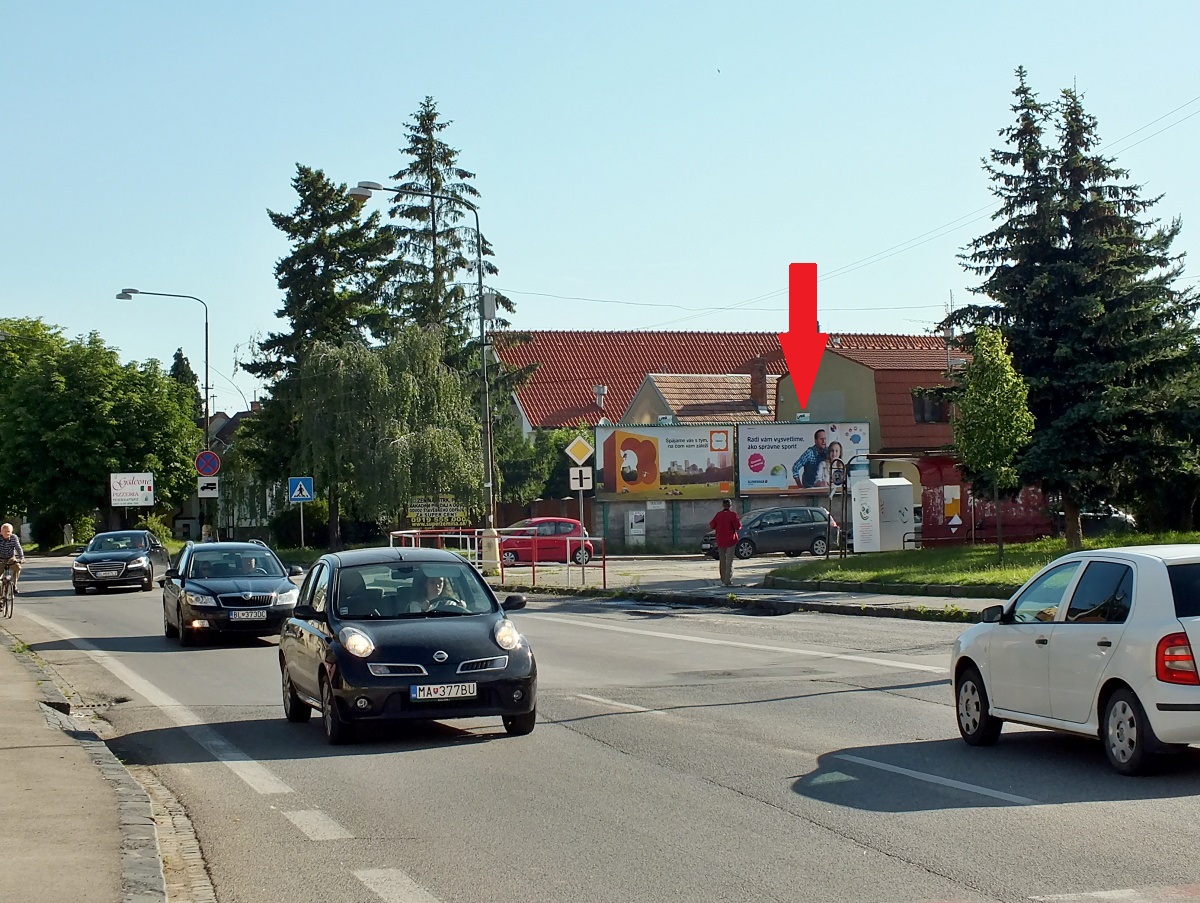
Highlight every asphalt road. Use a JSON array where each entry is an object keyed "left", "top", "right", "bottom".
[{"left": 10, "top": 557, "right": 1200, "bottom": 903}]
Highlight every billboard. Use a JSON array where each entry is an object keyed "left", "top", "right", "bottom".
[
  {"left": 737, "top": 423, "right": 870, "bottom": 496},
  {"left": 110, "top": 472, "right": 155, "bottom": 507},
  {"left": 595, "top": 425, "right": 734, "bottom": 501}
]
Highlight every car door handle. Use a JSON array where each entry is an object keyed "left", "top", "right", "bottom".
[
  {"left": 1035, "top": 637, "right": 1049, "bottom": 645},
  {"left": 1096, "top": 639, "right": 1112, "bottom": 647}
]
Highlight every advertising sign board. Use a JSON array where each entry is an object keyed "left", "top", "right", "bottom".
[
  {"left": 737, "top": 423, "right": 869, "bottom": 496},
  {"left": 408, "top": 496, "right": 470, "bottom": 528},
  {"left": 595, "top": 425, "right": 733, "bottom": 501},
  {"left": 110, "top": 472, "right": 155, "bottom": 507}
]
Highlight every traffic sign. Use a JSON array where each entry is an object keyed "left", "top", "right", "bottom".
[
  {"left": 197, "top": 477, "right": 219, "bottom": 499},
  {"left": 569, "top": 467, "right": 593, "bottom": 491},
  {"left": 288, "top": 477, "right": 314, "bottom": 503},
  {"left": 195, "top": 450, "right": 221, "bottom": 477},
  {"left": 565, "top": 436, "right": 594, "bottom": 466}
]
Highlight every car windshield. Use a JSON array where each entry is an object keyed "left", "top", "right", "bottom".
[
  {"left": 87, "top": 532, "right": 149, "bottom": 552},
  {"left": 334, "top": 562, "right": 496, "bottom": 620},
  {"left": 187, "top": 549, "right": 286, "bottom": 579}
]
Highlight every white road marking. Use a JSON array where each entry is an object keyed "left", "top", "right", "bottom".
[
  {"left": 283, "top": 809, "right": 353, "bottom": 841},
  {"left": 355, "top": 868, "right": 444, "bottom": 903},
  {"left": 525, "top": 613, "right": 949, "bottom": 674},
  {"left": 834, "top": 753, "right": 1036, "bottom": 805},
  {"left": 21, "top": 609, "right": 294, "bottom": 795},
  {"left": 575, "top": 693, "right": 668, "bottom": 714}
]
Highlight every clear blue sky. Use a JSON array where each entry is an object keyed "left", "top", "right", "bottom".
[{"left": 5, "top": 1, "right": 1198, "bottom": 414}]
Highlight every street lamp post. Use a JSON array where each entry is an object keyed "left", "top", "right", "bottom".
[
  {"left": 116, "top": 289, "right": 210, "bottom": 450},
  {"left": 348, "top": 181, "right": 496, "bottom": 529}
]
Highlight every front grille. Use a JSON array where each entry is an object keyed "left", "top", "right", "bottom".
[
  {"left": 88, "top": 563, "right": 125, "bottom": 579},
  {"left": 458, "top": 656, "right": 509, "bottom": 673},
  {"left": 218, "top": 593, "right": 274, "bottom": 608},
  {"left": 368, "top": 663, "right": 428, "bottom": 677}
]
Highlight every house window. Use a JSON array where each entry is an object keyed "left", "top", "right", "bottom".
[{"left": 912, "top": 392, "right": 949, "bottom": 423}]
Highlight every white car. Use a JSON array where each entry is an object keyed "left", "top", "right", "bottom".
[{"left": 952, "top": 545, "right": 1200, "bottom": 775}]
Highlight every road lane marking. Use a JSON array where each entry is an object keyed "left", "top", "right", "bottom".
[
  {"left": 283, "top": 809, "right": 353, "bottom": 840},
  {"left": 21, "top": 609, "right": 294, "bottom": 795},
  {"left": 355, "top": 869, "right": 444, "bottom": 903},
  {"left": 525, "top": 613, "right": 949, "bottom": 674},
  {"left": 575, "top": 693, "right": 669, "bottom": 715},
  {"left": 833, "top": 753, "right": 1036, "bottom": 805}
]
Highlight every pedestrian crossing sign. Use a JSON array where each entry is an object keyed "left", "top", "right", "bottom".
[{"left": 288, "top": 477, "right": 314, "bottom": 503}]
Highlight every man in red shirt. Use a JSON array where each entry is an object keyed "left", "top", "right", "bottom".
[{"left": 708, "top": 499, "right": 742, "bottom": 586}]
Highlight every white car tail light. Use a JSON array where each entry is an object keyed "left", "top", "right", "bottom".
[{"left": 1156, "top": 632, "right": 1199, "bottom": 685}]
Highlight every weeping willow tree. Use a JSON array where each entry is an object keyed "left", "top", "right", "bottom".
[{"left": 296, "top": 327, "right": 481, "bottom": 548}]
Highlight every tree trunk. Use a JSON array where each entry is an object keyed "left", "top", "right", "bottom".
[
  {"left": 994, "top": 485, "right": 1004, "bottom": 563},
  {"left": 328, "top": 484, "right": 341, "bottom": 551},
  {"left": 1062, "top": 492, "right": 1082, "bottom": 550}
]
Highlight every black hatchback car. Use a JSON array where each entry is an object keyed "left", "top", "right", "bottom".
[
  {"left": 162, "top": 541, "right": 304, "bottom": 646},
  {"left": 701, "top": 505, "right": 839, "bottom": 560},
  {"left": 72, "top": 530, "right": 172, "bottom": 593},
  {"left": 279, "top": 547, "right": 537, "bottom": 745}
]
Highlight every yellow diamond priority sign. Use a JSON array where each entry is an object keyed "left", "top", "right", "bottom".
[{"left": 565, "top": 436, "right": 595, "bottom": 466}]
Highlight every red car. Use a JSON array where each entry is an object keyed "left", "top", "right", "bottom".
[{"left": 500, "top": 517, "right": 594, "bottom": 565}]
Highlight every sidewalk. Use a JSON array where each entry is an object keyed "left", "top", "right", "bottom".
[
  {"left": 0, "top": 633, "right": 157, "bottom": 903},
  {"left": 488, "top": 554, "right": 1013, "bottom": 622}
]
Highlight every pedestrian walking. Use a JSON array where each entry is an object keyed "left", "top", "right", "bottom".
[{"left": 709, "top": 499, "right": 742, "bottom": 587}]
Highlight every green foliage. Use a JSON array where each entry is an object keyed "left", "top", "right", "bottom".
[
  {"left": 1, "top": 325, "right": 201, "bottom": 538},
  {"left": 269, "top": 498, "right": 330, "bottom": 548},
  {"left": 71, "top": 513, "right": 97, "bottom": 544},
  {"left": 953, "top": 327, "right": 1034, "bottom": 490},
  {"left": 134, "top": 514, "right": 172, "bottom": 543},
  {"left": 169, "top": 348, "right": 203, "bottom": 422},
  {"left": 946, "top": 69, "right": 1199, "bottom": 543},
  {"left": 381, "top": 96, "right": 514, "bottom": 359}
]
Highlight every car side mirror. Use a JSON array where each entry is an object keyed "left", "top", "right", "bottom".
[
  {"left": 165, "top": 568, "right": 181, "bottom": 580},
  {"left": 502, "top": 594, "right": 527, "bottom": 611},
  {"left": 980, "top": 604, "right": 1004, "bottom": 623},
  {"left": 288, "top": 565, "right": 304, "bottom": 577},
  {"left": 292, "top": 604, "right": 322, "bottom": 621}
]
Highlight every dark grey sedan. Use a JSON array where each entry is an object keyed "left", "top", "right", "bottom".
[
  {"left": 700, "top": 506, "right": 839, "bottom": 560},
  {"left": 72, "top": 530, "right": 172, "bottom": 593},
  {"left": 279, "top": 547, "right": 537, "bottom": 745}
]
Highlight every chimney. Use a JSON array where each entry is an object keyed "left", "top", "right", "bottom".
[
  {"left": 750, "top": 358, "right": 767, "bottom": 408},
  {"left": 250, "top": 401, "right": 262, "bottom": 413}
]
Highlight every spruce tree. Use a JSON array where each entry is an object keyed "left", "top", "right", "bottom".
[
  {"left": 169, "top": 348, "right": 203, "bottom": 421},
  {"left": 945, "top": 70, "right": 1198, "bottom": 548}
]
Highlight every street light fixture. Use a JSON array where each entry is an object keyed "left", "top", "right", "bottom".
[
  {"left": 349, "top": 180, "right": 496, "bottom": 528},
  {"left": 115, "top": 289, "right": 210, "bottom": 451}
]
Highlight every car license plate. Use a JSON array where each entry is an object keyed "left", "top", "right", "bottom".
[
  {"left": 229, "top": 610, "right": 267, "bottom": 620},
  {"left": 411, "top": 683, "right": 477, "bottom": 701},
  {"left": 700, "top": 543, "right": 712, "bottom": 550}
]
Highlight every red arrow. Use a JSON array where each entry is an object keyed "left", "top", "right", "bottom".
[{"left": 777, "top": 263, "right": 828, "bottom": 409}]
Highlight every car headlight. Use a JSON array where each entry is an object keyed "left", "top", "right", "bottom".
[
  {"left": 183, "top": 590, "right": 217, "bottom": 607},
  {"left": 339, "top": 626, "right": 375, "bottom": 658},
  {"left": 72, "top": 562, "right": 88, "bottom": 571},
  {"left": 493, "top": 618, "right": 521, "bottom": 651},
  {"left": 276, "top": 587, "right": 299, "bottom": 606},
  {"left": 127, "top": 556, "right": 150, "bottom": 570}
]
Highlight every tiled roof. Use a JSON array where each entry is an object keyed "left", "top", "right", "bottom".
[
  {"left": 491, "top": 331, "right": 786, "bottom": 428},
  {"left": 827, "top": 334, "right": 956, "bottom": 371},
  {"left": 648, "top": 374, "right": 779, "bottom": 423},
  {"left": 874, "top": 369, "right": 956, "bottom": 452}
]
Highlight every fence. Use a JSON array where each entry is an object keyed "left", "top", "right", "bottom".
[{"left": 388, "top": 528, "right": 608, "bottom": 589}]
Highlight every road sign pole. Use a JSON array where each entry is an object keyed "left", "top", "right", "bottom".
[{"left": 299, "top": 501, "right": 305, "bottom": 550}]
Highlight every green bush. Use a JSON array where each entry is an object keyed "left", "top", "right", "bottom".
[
  {"left": 72, "top": 513, "right": 97, "bottom": 544},
  {"left": 270, "top": 499, "right": 330, "bottom": 548},
  {"left": 134, "top": 514, "right": 172, "bottom": 544}
]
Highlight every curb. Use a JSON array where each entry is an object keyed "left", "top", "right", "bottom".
[
  {"left": 762, "top": 575, "right": 1018, "bottom": 599},
  {"left": 492, "top": 582, "right": 986, "bottom": 623},
  {"left": 2, "top": 633, "right": 167, "bottom": 903}
]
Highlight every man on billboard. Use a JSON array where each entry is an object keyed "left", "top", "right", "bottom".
[{"left": 791, "top": 429, "right": 828, "bottom": 489}]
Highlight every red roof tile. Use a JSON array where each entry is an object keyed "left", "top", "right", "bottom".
[
  {"left": 491, "top": 331, "right": 785, "bottom": 428},
  {"left": 645, "top": 374, "right": 780, "bottom": 423}
]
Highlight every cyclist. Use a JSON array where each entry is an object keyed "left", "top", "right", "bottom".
[{"left": 0, "top": 522, "right": 24, "bottom": 595}]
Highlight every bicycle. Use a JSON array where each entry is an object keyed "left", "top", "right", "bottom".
[{"left": 0, "top": 567, "right": 14, "bottom": 619}]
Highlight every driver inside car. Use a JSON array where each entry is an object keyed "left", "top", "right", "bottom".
[{"left": 406, "top": 571, "right": 467, "bottom": 613}]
